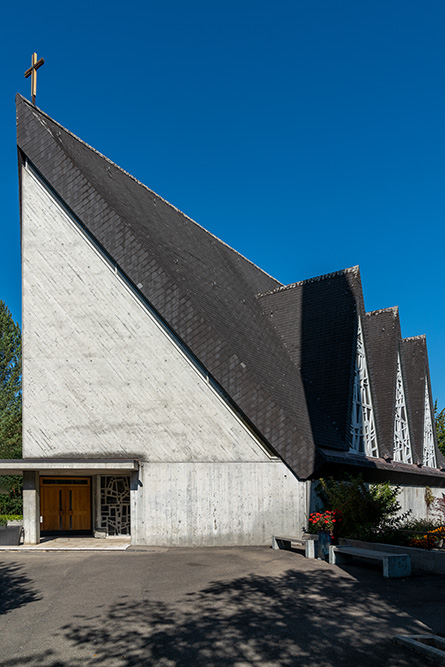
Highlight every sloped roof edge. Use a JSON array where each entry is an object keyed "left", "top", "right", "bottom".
[
  {"left": 366, "top": 306, "right": 399, "bottom": 317},
  {"left": 17, "top": 94, "right": 322, "bottom": 478},
  {"left": 16, "top": 94, "right": 279, "bottom": 287},
  {"left": 256, "top": 265, "right": 360, "bottom": 299}
]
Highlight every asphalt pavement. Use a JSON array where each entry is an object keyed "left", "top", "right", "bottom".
[{"left": 1, "top": 545, "right": 444, "bottom": 666}]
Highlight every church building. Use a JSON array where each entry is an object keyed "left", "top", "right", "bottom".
[{"left": 2, "top": 95, "right": 444, "bottom": 546}]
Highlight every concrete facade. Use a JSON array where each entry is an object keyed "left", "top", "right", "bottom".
[
  {"left": 21, "top": 164, "right": 307, "bottom": 546},
  {"left": 398, "top": 484, "right": 444, "bottom": 520},
  {"left": 132, "top": 462, "right": 308, "bottom": 546}
]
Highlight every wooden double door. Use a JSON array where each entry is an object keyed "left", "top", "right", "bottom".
[{"left": 40, "top": 477, "right": 92, "bottom": 534}]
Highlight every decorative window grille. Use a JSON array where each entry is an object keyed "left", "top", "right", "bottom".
[
  {"left": 100, "top": 476, "right": 131, "bottom": 535},
  {"left": 349, "top": 318, "right": 379, "bottom": 457},
  {"left": 393, "top": 355, "right": 413, "bottom": 463},
  {"left": 423, "top": 382, "right": 437, "bottom": 468}
]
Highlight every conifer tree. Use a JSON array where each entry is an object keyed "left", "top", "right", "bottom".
[
  {"left": 434, "top": 401, "right": 445, "bottom": 456},
  {"left": 0, "top": 301, "right": 22, "bottom": 514}
]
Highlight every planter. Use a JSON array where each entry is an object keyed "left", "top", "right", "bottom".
[
  {"left": 0, "top": 524, "right": 23, "bottom": 546},
  {"left": 318, "top": 530, "right": 331, "bottom": 560}
]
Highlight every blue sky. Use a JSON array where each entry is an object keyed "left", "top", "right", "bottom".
[{"left": 1, "top": 1, "right": 445, "bottom": 407}]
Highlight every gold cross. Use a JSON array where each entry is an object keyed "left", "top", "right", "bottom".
[{"left": 24, "top": 52, "right": 45, "bottom": 105}]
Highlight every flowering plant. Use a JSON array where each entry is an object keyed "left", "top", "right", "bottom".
[
  {"left": 308, "top": 510, "right": 341, "bottom": 535},
  {"left": 410, "top": 526, "right": 445, "bottom": 550}
]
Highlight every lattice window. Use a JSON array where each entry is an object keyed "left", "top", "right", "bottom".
[
  {"left": 349, "top": 318, "right": 379, "bottom": 457},
  {"left": 423, "top": 382, "right": 437, "bottom": 468},
  {"left": 393, "top": 355, "right": 413, "bottom": 463},
  {"left": 100, "top": 476, "right": 131, "bottom": 535}
]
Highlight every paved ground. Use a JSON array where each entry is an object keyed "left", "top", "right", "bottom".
[
  {"left": 0, "top": 536, "right": 131, "bottom": 551},
  {"left": 1, "top": 545, "right": 444, "bottom": 666}
]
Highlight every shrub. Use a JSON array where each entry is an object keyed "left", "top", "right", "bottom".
[
  {"left": 410, "top": 526, "right": 445, "bottom": 550},
  {"left": 0, "top": 476, "right": 23, "bottom": 514},
  {"left": 0, "top": 514, "right": 23, "bottom": 527},
  {"left": 317, "top": 475, "right": 410, "bottom": 542},
  {"left": 1, "top": 514, "right": 22, "bottom": 522}
]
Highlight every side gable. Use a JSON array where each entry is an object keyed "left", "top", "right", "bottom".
[
  {"left": 401, "top": 335, "right": 443, "bottom": 468},
  {"left": 365, "top": 308, "right": 401, "bottom": 458},
  {"left": 401, "top": 336, "right": 428, "bottom": 465},
  {"left": 257, "top": 267, "right": 363, "bottom": 449}
]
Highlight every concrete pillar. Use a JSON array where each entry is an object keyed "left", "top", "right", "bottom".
[
  {"left": 95, "top": 475, "right": 102, "bottom": 533},
  {"left": 130, "top": 465, "right": 144, "bottom": 545},
  {"left": 23, "top": 471, "right": 40, "bottom": 545}
]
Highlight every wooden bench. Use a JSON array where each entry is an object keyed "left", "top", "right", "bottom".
[
  {"left": 329, "top": 545, "right": 411, "bottom": 578},
  {"left": 272, "top": 535, "right": 318, "bottom": 558}
]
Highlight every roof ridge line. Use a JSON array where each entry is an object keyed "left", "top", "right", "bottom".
[
  {"left": 16, "top": 95, "right": 281, "bottom": 287},
  {"left": 256, "top": 265, "right": 360, "bottom": 299},
  {"left": 403, "top": 334, "right": 426, "bottom": 342},
  {"left": 366, "top": 306, "right": 399, "bottom": 317}
]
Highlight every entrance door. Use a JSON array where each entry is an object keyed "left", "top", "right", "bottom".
[{"left": 40, "top": 477, "right": 92, "bottom": 534}]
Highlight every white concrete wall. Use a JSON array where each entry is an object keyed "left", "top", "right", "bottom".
[
  {"left": 398, "top": 484, "right": 444, "bottom": 521},
  {"left": 22, "top": 164, "right": 307, "bottom": 545},
  {"left": 22, "top": 166, "right": 271, "bottom": 463},
  {"left": 132, "top": 462, "right": 308, "bottom": 546}
]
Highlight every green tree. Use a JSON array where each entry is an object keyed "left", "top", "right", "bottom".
[
  {"left": 434, "top": 401, "right": 445, "bottom": 456},
  {"left": 0, "top": 301, "right": 22, "bottom": 513}
]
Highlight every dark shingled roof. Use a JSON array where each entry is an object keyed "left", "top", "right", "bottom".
[
  {"left": 16, "top": 94, "right": 445, "bottom": 482},
  {"left": 401, "top": 335, "right": 445, "bottom": 468},
  {"left": 365, "top": 308, "right": 401, "bottom": 458},
  {"left": 16, "top": 95, "right": 319, "bottom": 478},
  {"left": 257, "top": 267, "right": 363, "bottom": 448}
]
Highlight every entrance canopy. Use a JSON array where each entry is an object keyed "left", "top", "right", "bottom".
[{"left": 0, "top": 458, "right": 139, "bottom": 476}]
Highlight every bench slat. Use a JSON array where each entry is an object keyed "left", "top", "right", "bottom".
[{"left": 333, "top": 546, "right": 408, "bottom": 560}]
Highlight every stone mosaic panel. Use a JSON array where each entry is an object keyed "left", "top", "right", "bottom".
[{"left": 100, "top": 476, "right": 131, "bottom": 535}]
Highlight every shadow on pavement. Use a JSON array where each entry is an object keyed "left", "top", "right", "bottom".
[
  {"left": 0, "top": 651, "right": 64, "bottom": 667},
  {"left": 50, "top": 567, "right": 441, "bottom": 666},
  {"left": 0, "top": 561, "right": 41, "bottom": 616}
]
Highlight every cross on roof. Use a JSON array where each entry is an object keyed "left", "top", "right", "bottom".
[{"left": 24, "top": 52, "right": 44, "bottom": 106}]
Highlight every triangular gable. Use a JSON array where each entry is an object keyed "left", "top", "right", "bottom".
[
  {"left": 364, "top": 307, "right": 416, "bottom": 463},
  {"left": 257, "top": 267, "right": 362, "bottom": 450},
  {"left": 364, "top": 308, "right": 399, "bottom": 458},
  {"left": 400, "top": 335, "right": 441, "bottom": 468},
  {"left": 21, "top": 164, "right": 276, "bottom": 463}
]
